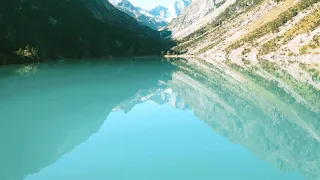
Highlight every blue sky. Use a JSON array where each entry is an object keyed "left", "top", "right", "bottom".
[{"left": 130, "top": 0, "right": 174, "bottom": 10}]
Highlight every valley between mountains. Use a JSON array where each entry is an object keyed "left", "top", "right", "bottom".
[{"left": 0, "top": 0, "right": 319, "bottom": 68}]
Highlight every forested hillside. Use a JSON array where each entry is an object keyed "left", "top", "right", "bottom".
[{"left": 0, "top": 0, "right": 174, "bottom": 65}]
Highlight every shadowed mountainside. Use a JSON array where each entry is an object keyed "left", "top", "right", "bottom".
[{"left": 0, "top": 0, "right": 175, "bottom": 65}]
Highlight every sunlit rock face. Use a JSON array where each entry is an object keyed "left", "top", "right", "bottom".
[{"left": 167, "top": 0, "right": 232, "bottom": 39}]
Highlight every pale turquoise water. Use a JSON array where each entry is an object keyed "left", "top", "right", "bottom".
[{"left": 1, "top": 58, "right": 319, "bottom": 180}]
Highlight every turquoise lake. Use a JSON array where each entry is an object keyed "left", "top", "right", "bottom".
[{"left": 0, "top": 58, "right": 319, "bottom": 180}]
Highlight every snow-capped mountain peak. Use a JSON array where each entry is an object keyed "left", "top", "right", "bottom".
[
  {"left": 148, "top": 0, "right": 192, "bottom": 22},
  {"left": 149, "top": 5, "right": 172, "bottom": 22},
  {"left": 110, "top": 0, "right": 192, "bottom": 25},
  {"left": 108, "top": 0, "right": 168, "bottom": 30}
]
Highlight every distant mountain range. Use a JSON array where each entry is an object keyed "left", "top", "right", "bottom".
[
  {"left": 149, "top": 5, "right": 173, "bottom": 22},
  {"left": 109, "top": 0, "right": 168, "bottom": 30},
  {"left": 109, "top": 0, "right": 192, "bottom": 29}
]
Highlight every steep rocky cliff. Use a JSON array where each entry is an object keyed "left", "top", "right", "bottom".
[
  {"left": 0, "top": 0, "right": 174, "bottom": 64},
  {"left": 169, "top": 0, "right": 320, "bottom": 64},
  {"left": 166, "top": 0, "right": 233, "bottom": 39}
]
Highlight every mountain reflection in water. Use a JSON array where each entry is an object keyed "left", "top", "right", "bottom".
[{"left": 0, "top": 57, "right": 319, "bottom": 180}]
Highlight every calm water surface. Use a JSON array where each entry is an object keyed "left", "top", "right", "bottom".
[{"left": 0, "top": 58, "right": 319, "bottom": 180}]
